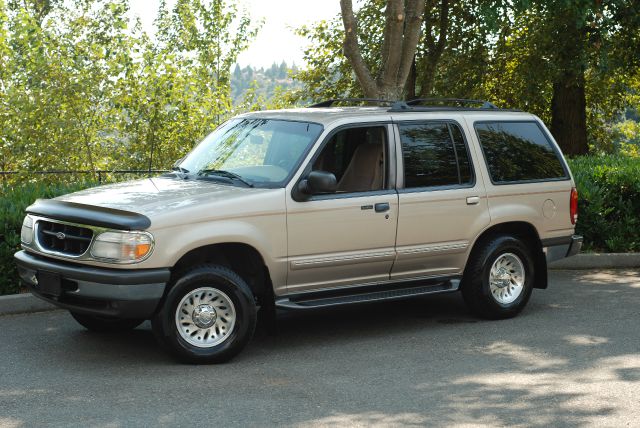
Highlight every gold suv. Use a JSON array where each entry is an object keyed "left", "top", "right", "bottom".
[{"left": 15, "top": 99, "right": 582, "bottom": 363}]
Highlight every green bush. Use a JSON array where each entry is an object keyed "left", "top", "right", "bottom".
[
  {"left": 0, "top": 182, "right": 97, "bottom": 295},
  {"left": 568, "top": 155, "right": 640, "bottom": 252}
]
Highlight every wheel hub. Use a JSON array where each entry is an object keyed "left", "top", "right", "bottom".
[
  {"left": 192, "top": 304, "right": 217, "bottom": 328},
  {"left": 494, "top": 267, "right": 512, "bottom": 288},
  {"left": 175, "top": 287, "right": 237, "bottom": 348},
  {"left": 489, "top": 253, "right": 526, "bottom": 305}
]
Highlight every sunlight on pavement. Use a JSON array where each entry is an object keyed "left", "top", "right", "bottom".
[
  {"left": 477, "top": 341, "right": 567, "bottom": 369},
  {"left": 435, "top": 354, "right": 640, "bottom": 426},
  {"left": 293, "top": 411, "right": 426, "bottom": 427},
  {"left": 564, "top": 335, "right": 609, "bottom": 346},
  {"left": 579, "top": 270, "right": 640, "bottom": 287},
  {"left": 0, "top": 418, "right": 23, "bottom": 428}
]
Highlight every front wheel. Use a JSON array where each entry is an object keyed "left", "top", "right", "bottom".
[
  {"left": 461, "top": 235, "right": 535, "bottom": 319},
  {"left": 151, "top": 265, "right": 257, "bottom": 364},
  {"left": 70, "top": 312, "right": 144, "bottom": 332}
]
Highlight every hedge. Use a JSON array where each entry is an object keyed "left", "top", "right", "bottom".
[
  {"left": 1, "top": 155, "right": 638, "bottom": 295},
  {"left": 1, "top": 181, "right": 97, "bottom": 295},
  {"left": 568, "top": 155, "right": 640, "bottom": 252}
]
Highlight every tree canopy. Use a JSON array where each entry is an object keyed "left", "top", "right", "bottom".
[
  {"left": 0, "top": 0, "right": 259, "bottom": 179},
  {"left": 294, "top": 0, "right": 640, "bottom": 155}
]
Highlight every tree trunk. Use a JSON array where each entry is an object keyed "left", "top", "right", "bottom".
[
  {"left": 419, "top": 57, "right": 438, "bottom": 97},
  {"left": 418, "top": 0, "right": 449, "bottom": 98},
  {"left": 404, "top": 57, "right": 417, "bottom": 100},
  {"left": 551, "top": 71, "right": 589, "bottom": 156},
  {"left": 340, "top": 0, "right": 425, "bottom": 101},
  {"left": 548, "top": 5, "right": 589, "bottom": 156}
]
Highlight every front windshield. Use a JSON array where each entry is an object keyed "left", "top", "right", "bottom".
[{"left": 179, "top": 118, "right": 323, "bottom": 187}]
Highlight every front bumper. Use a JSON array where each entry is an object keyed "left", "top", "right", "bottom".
[
  {"left": 543, "top": 235, "right": 583, "bottom": 263},
  {"left": 14, "top": 250, "right": 170, "bottom": 319}
]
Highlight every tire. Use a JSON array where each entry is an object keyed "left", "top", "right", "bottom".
[
  {"left": 461, "top": 235, "right": 535, "bottom": 319},
  {"left": 70, "top": 312, "right": 144, "bottom": 332},
  {"left": 151, "top": 264, "right": 257, "bottom": 364}
]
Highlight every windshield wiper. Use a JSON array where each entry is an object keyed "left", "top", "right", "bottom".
[
  {"left": 171, "top": 166, "right": 190, "bottom": 179},
  {"left": 197, "top": 169, "right": 254, "bottom": 188}
]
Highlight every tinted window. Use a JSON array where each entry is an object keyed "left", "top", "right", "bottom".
[
  {"left": 399, "top": 122, "right": 473, "bottom": 188},
  {"left": 450, "top": 124, "right": 472, "bottom": 184},
  {"left": 475, "top": 121, "right": 567, "bottom": 183}
]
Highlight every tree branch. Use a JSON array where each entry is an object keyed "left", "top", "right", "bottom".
[
  {"left": 396, "top": 0, "right": 425, "bottom": 88},
  {"left": 377, "top": 0, "right": 404, "bottom": 92},
  {"left": 435, "top": 0, "right": 450, "bottom": 57},
  {"left": 340, "top": 0, "right": 378, "bottom": 97},
  {"left": 419, "top": 0, "right": 450, "bottom": 97}
]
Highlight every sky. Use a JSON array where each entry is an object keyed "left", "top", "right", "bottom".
[{"left": 128, "top": 0, "right": 342, "bottom": 68}]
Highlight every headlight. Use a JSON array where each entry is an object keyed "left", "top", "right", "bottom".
[
  {"left": 90, "top": 231, "right": 154, "bottom": 263},
  {"left": 21, "top": 215, "right": 34, "bottom": 244}
]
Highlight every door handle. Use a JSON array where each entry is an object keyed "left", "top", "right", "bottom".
[
  {"left": 375, "top": 202, "right": 390, "bottom": 213},
  {"left": 466, "top": 196, "right": 480, "bottom": 205}
]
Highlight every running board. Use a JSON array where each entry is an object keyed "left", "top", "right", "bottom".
[{"left": 276, "top": 278, "right": 460, "bottom": 310}]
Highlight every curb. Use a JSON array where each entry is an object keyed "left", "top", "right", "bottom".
[
  {"left": 548, "top": 253, "right": 640, "bottom": 270},
  {"left": 0, "top": 293, "right": 56, "bottom": 316}
]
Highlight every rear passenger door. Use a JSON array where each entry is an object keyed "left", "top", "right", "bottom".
[{"left": 391, "top": 118, "right": 490, "bottom": 280}]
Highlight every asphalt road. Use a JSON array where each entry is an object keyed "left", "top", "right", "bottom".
[{"left": 1, "top": 270, "right": 639, "bottom": 428}]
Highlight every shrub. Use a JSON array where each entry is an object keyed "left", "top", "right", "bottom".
[
  {"left": 568, "top": 154, "right": 640, "bottom": 252},
  {"left": 0, "top": 182, "right": 97, "bottom": 295}
]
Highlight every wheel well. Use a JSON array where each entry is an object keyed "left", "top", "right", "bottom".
[
  {"left": 470, "top": 222, "right": 548, "bottom": 289},
  {"left": 171, "top": 243, "right": 273, "bottom": 305}
]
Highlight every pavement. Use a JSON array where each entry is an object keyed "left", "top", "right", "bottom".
[{"left": 0, "top": 269, "right": 639, "bottom": 427}]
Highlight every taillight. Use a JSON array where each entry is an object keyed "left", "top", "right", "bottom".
[{"left": 570, "top": 187, "right": 578, "bottom": 225}]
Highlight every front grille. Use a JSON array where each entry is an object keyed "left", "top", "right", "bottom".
[{"left": 37, "top": 220, "right": 93, "bottom": 256}]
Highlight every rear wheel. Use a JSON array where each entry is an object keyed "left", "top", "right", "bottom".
[
  {"left": 151, "top": 264, "right": 257, "bottom": 364},
  {"left": 461, "top": 235, "right": 535, "bottom": 319},
  {"left": 70, "top": 312, "right": 144, "bottom": 332}
]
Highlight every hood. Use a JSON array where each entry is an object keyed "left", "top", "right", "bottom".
[{"left": 55, "top": 176, "right": 255, "bottom": 217}]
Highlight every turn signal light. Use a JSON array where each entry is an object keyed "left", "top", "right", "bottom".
[{"left": 90, "top": 231, "right": 154, "bottom": 263}]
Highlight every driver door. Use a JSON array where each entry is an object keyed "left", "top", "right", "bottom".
[{"left": 285, "top": 123, "right": 399, "bottom": 294}]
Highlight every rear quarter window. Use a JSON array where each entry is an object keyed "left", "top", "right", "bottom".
[{"left": 475, "top": 121, "right": 568, "bottom": 184}]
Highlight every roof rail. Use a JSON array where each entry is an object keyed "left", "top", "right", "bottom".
[
  {"left": 308, "top": 98, "right": 397, "bottom": 108},
  {"left": 405, "top": 98, "right": 498, "bottom": 109},
  {"left": 307, "top": 97, "right": 515, "bottom": 112}
]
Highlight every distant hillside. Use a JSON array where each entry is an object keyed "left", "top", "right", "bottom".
[{"left": 231, "top": 62, "right": 302, "bottom": 105}]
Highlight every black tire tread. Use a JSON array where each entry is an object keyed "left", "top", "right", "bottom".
[
  {"left": 151, "top": 263, "right": 257, "bottom": 364},
  {"left": 461, "top": 234, "right": 535, "bottom": 320}
]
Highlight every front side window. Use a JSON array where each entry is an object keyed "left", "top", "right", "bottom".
[
  {"left": 399, "top": 122, "right": 473, "bottom": 189},
  {"left": 312, "top": 126, "right": 387, "bottom": 193},
  {"left": 179, "top": 118, "right": 323, "bottom": 187},
  {"left": 475, "top": 121, "right": 568, "bottom": 183}
]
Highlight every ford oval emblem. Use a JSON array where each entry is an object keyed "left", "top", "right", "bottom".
[{"left": 56, "top": 232, "right": 66, "bottom": 240}]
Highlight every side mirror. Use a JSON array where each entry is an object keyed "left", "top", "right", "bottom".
[
  {"left": 172, "top": 156, "right": 185, "bottom": 168},
  {"left": 299, "top": 170, "right": 337, "bottom": 195}
]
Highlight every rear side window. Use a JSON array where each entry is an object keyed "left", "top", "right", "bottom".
[
  {"left": 399, "top": 122, "right": 473, "bottom": 189},
  {"left": 475, "top": 121, "right": 568, "bottom": 183}
]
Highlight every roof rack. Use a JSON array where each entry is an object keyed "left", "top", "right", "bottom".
[
  {"left": 308, "top": 98, "right": 396, "bottom": 108},
  {"left": 405, "top": 98, "right": 498, "bottom": 109},
  {"left": 389, "top": 98, "right": 519, "bottom": 112},
  {"left": 307, "top": 97, "right": 517, "bottom": 112}
]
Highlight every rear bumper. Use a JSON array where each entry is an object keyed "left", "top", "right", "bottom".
[
  {"left": 14, "top": 250, "right": 170, "bottom": 319},
  {"left": 542, "top": 235, "right": 583, "bottom": 263}
]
